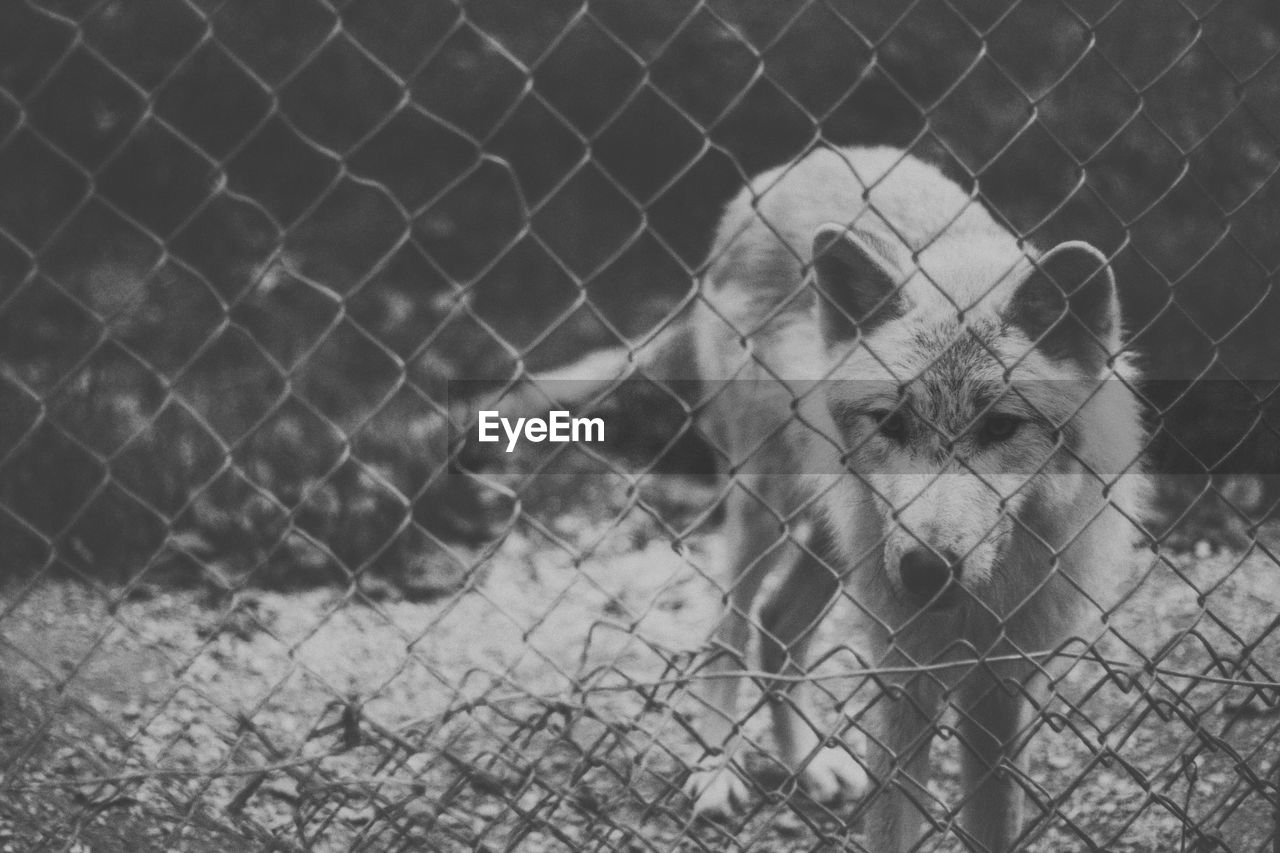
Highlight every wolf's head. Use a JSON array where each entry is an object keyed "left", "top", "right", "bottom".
[{"left": 811, "top": 219, "right": 1135, "bottom": 613}]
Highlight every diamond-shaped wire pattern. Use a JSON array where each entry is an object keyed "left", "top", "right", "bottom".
[{"left": 2, "top": 1, "right": 1280, "bottom": 851}]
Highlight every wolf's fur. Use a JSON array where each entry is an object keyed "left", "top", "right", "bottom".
[{"left": 683, "top": 146, "right": 1147, "bottom": 851}]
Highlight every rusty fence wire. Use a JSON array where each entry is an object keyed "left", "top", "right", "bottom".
[{"left": 3, "top": 0, "right": 1280, "bottom": 850}]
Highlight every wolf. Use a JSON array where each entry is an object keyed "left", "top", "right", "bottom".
[{"left": 681, "top": 146, "right": 1147, "bottom": 851}]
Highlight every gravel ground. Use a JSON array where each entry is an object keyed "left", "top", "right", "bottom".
[{"left": 1, "top": 513, "right": 1278, "bottom": 852}]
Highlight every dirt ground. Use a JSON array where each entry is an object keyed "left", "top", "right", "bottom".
[{"left": 2, "top": 509, "right": 1278, "bottom": 852}]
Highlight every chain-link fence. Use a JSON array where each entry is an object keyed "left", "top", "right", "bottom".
[{"left": 3, "top": 0, "right": 1280, "bottom": 850}]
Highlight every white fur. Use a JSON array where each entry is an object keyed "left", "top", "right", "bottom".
[{"left": 683, "top": 146, "right": 1148, "bottom": 851}]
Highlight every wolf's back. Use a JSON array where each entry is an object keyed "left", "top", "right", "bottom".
[{"left": 700, "top": 147, "right": 997, "bottom": 330}]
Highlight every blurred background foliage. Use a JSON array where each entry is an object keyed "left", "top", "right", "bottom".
[{"left": 2, "top": 0, "right": 1280, "bottom": 590}]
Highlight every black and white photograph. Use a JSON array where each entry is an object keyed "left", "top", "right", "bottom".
[{"left": 2, "top": 1, "right": 1279, "bottom": 850}]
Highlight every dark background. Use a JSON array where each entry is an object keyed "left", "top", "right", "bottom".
[{"left": 3, "top": 0, "right": 1279, "bottom": 590}]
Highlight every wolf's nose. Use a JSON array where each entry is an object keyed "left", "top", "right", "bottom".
[{"left": 899, "top": 548, "right": 961, "bottom": 606}]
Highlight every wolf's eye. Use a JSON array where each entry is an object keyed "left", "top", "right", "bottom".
[
  {"left": 870, "top": 409, "right": 908, "bottom": 441},
  {"left": 979, "top": 414, "right": 1021, "bottom": 443}
]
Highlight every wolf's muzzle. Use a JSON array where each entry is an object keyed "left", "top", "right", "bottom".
[{"left": 900, "top": 548, "right": 963, "bottom": 610}]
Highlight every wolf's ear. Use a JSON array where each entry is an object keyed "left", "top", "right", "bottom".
[
  {"left": 1006, "top": 240, "right": 1120, "bottom": 367},
  {"left": 812, "top": 224, "right": 905, "bottom": 343}
]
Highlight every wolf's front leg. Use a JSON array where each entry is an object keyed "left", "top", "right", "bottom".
[
  {"left": 865, "top": 678, "right": 944, "bottom": 853},
  {"left": 758, "top": 542, "right": 868, "bottom": 806},
  {"left": 683, "top": 491, "right": 797, "bottom": 818},
  {"left": 956, "top": 675, "right": 1037, "bottom": 852},
  {"left": 682, "top": 625, "right": 753, "bottom": 818}
]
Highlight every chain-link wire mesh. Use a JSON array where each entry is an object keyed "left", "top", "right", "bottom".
[{"left": 3, "top": 0, "right": 1280, "bottom": 850}]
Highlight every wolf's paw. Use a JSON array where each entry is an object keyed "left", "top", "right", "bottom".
[
  {"left": 795, "top": 745, "right": 868, "bottom": 805},
  {"left": 684, "top": 762, "right": 751, "bottom": 819}
]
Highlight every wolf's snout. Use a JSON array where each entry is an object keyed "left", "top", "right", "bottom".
[{"left": 899, "top": 548, "right": 963, "bottom": 609}]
